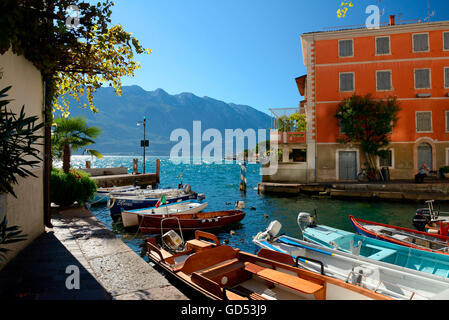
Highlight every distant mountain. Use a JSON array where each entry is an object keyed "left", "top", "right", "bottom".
[{"left": 66, "top": 85, "right": 273, "bottom": 156}]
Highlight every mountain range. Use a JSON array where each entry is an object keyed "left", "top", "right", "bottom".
[{"left": 67, "top": 85, "right": 273, "bottom": 156}]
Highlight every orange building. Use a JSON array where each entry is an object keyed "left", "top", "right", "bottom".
[{"left": 299, "top": 17, "right": 449, "bottom": 182}]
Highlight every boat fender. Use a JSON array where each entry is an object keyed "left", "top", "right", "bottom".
[
  {"left": 107, "top": 198, "right": 116, "bottom": 209},
  {"left": 350, "top": 240, "right": 362, "bottom": 256}
]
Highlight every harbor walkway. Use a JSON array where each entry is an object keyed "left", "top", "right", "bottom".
[{"left": 0, "top": 207, "right": 187, "bottom": 300}]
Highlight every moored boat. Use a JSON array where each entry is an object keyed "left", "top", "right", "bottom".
[
  {"left": 298, "top": 212, "right": 449, "bottom": 279},
  {"left": 89, "top": 185, "right": 141, "bottom": 204},
  {"left": 121, "top": 200, "right": 208, "bottom": 228},
  {"left": 139, "top": 210, "right": 245, "bottom": 234},
  {"left": 108, "top": 187, "right": 201, "bottom": 220},
  {"left": 349, "top": 215, "right": 449, "bottom": 255},
  {"left": 253, "top": 219, "right": 449, "bottom": 300},
  {"left": 146, "top": 230, "right": 391, "bottom": 300}
]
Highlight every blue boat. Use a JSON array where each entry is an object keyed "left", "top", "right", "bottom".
[
  {"left": 297, "top": 212, "right": 449, "bottom": 279},
  {"left": 108, "top": 189, "right": 201, "bottom": 220}
]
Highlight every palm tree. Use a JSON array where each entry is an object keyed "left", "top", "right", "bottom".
[{"left": 51, "top": 116, "right": 103, "bottom": 173}]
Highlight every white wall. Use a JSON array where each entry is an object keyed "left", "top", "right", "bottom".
[{"left": 0, "top": 50, "right": 45, "bottom": 270}]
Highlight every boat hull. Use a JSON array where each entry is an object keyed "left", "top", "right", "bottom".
[
  {"left": 109, "top": 192, "right": 198, "bottom": 219},
  {"left": 121, "top": 201, "right": 208, "bottom": 228},
  {"left": 349, "top": 215, "right": 449, "bottom": 255},
  {"left": 139, "top": 210, "right": 245, "bottom": 233}
]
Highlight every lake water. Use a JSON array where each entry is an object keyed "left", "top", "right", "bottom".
[{"left": 69, "top": 155, "right": 444, "bottom": 260}]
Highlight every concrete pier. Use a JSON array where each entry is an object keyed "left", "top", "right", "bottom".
[
  {"left": 0, "top": 207, "right": 187, "bottom": 300},
  {"left": 258, "top": 181, "right": 449, "bottom": 202}
]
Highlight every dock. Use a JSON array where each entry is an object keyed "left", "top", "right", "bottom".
[
  {"left": 258, "top": 181, "right": 449, "bottom": 202},
  {"left": 0, "top": 206, "right": 187, "bottom": 300}
]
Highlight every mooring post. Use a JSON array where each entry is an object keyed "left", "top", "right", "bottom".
[
  {"left": 133, "top": 158, "right": 138, "bottom": 174},
  {"left": 240, "top": 161, "right": 247, "bottom": 192},
  {"left": 156, "top": 159, "right": 160, "bottom": 183}
]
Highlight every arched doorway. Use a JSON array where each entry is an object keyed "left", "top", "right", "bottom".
[{"left": 417, "top": 143, "right": 433, "bottom": 170}]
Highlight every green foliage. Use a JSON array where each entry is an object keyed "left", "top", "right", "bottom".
[
  {"left": 0, "top": 0, "right": 150, "bottom": 117},
  {"left": 439, "top": 166, "right": 449, "bottom": 174},
  {"left": 335, "top": 94, "right": 401, "bottom": 172},
  {"left": 50, "top": 168, "right": 97, "bottom": 206},
  {"left": 0, "top": 216, "right": 27, "bottom": 261},
  {"left": 0, "top": 86, "right": 44, "bottom": 197},
  {"left": 276, "top": 113, "right": 307, "bottom": 132}
]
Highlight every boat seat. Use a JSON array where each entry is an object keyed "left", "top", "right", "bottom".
[
  {"left": 186, "top": 239, "right": 215, "bottom": 252},
  {"left": 367, "top": 248, "right": 396, "bottom": 261},
  {"left": 243, "top": 262, "right": 324, "bottom": 297}
]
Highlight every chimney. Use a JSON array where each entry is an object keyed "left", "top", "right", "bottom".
[{"left": 389, "top": 15, "right": 396, "bottom": 26}]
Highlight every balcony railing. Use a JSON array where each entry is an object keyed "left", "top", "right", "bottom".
[{"left": 270, "top": 131, "right": 306, "bottom": 144}]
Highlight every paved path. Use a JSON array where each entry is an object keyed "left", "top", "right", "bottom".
[{"left": 0, "top": 207, "right": 188, "bottom": 300}]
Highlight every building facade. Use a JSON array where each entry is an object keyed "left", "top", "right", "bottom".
[{"left": 299, "top": 18, "right": 449, "bottom": 182}]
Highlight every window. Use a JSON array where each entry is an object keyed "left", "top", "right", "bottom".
[
  {"left": 340, "top": 72, "right": 354, "bottom": 92},
  {"left": 290, "top": 149, "right": 307, "bottom": 162},
  {"left": 413, "top": 33, "right": 429, "bottom": 52},
  {"left": 379, "top": 150, "right": 393, "bottom": 167},
  {"left": 376, "top": 71, "right": 392, "bottom": 91},
  {"left": 339, "top": 39, "right": 353, "bottom": 57},
  {"left": 376, "top": 37, "right": 390, "bottom": 55},
  {"left": 415, "top": 69, "right": 431, "bottom": 89},
  {"left": 445, "top": 111, "right": 449, "bottom": 132},
  {"left": 338, "top": 118, "right": 346, "bottom": 134},
  {"left": 416, "top": 111, "right": 432, "bottom": 132},
  {"left": 445, "top": 67, "right": 449, "bottom": 88},
  {"left": 444, "top": 32, "right": 449, "bottom": 50}
]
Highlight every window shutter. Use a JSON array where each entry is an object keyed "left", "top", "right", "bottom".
[
  {"left": 413, "top": 34, "right": 429, "bottom": 52},
  {"left": 445, "top": 68, "right": 449, "bottom": 88},
  {"left": 340, "top": 73, "right": 354, "bottom": 91},
  {"left": 339, "top": 40, "right": 353, "bottom": 57},
  {"left": 377, "top": 71, "right": 391, "bottom": 90},
  {"left": 444, "top": 32, "right": 449, "bottom": 50},
  {"left": 446, "top": 112, "right": 449, "bottom": 132},
  {"left": 415, "top": 69, "right": 430, "bottom": 89},
  {"left": 376, "top": 37, "right": 390, "bottom": 55},
  {"left": 417, "top": 112, "right": 431, "bottom": 132},
  {"left": 379, "top": 150, "right": 392, "bottom": 167}
]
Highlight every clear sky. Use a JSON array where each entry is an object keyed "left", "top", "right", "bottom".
[{"left": 110, "top": 0, "right": 449, "bottom": 115}]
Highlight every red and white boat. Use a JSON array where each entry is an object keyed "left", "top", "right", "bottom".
[
  {"left": 139, "top": 210, "right": 246, "bottom": 234},
  {"left": 349, "top": 215, "right": 449, "bottom": 255}
]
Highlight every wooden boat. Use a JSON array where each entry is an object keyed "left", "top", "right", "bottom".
[
  {"left": 297, "top": 212, "right": 449, "bottom": 279},
  {"left": 108, "top": 189, "right": 200, "bottom": 220},
  {"left": 146, "top": 230, "right": 391, "bottom": 300},
  {"left": 254, "top": 219, "right": 449, "bottom": 300},
  {"left": 121, "top": 200, "right": 209, "bottom": 228},
  {"left": 413, "top": 200, "right": 449, "bottom": 232},
  {"left": 349, "top": 215, "right": 449, "bottom": 255},
  {"left": 139, "top": 210, "right": 245, "bottom": 234}
]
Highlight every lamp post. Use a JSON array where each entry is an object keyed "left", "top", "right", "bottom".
[{"left": 137, "top": 116, "right": 148, "bottom": 173}]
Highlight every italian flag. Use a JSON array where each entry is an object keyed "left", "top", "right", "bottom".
[{"left": 156, "top": 194, "right": 166, "bottom": 208}]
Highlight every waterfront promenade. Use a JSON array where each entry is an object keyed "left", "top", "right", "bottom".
[{"left": 0, "top": 207, "right": 187, "bottom": 300}]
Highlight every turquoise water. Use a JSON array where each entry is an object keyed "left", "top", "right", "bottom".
[{"left": 69, "top": 155, "right": 445, "bottom": 260}]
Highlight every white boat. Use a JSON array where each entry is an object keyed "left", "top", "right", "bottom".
[
  {"left": 90, "top": 185, "right": 141, "bottom": 204},
  {"left": 121, "top": 200, "right": 209, "bottom": 228},
  {"left": 253, "top": 216, "right": 449, "bottom": 300}
]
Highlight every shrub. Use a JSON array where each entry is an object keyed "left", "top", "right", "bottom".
[{"left": 50, "top": 168, "right": 97, "bottom": 206}]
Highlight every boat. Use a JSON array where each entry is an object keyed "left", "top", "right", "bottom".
[
  {"left": 108, "top": 185, "right": 201, "bottom": 220},
  {"left": 89, "top": 185, "right": 141, "bottom": 204},
  {"left": 297, "top": 212, "right": 449, "bottom": 279},
  {"left": 121, "top": 200, "right": 209, "bottom": 228},
  {"left": 349, "top": 215, "right": 449, "bottom": 255},
  {"left": 139, "top": 210, "right": 245, "bottom": 234},
  {"left": 253, "top": 219, "right": 449, "bottom": 300},
  {"left": 413, "top": 200, "right": 449, "bottom": 232},
  {"left": 146, "top": 229, "right": 391, "bottom": 300}
]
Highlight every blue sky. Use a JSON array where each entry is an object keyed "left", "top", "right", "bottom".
[{"left": 110, "top": 0, "right": 449, "bottom": 115}]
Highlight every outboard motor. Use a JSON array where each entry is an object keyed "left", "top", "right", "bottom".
[
  {"left": 297, "top": 212, "right": 317, "bottom": 231},
  {"left": 162, "top": 230, "right": 184, "bottom": 252},
  {"left": 413, "top": 209, "right": 430, "bottom": 232},
  {"left": 255, "top": 220, "right": 282, "bottom": 241},
  {"left": 197, "top": 193, "right": 206, "bottom": 201}
]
